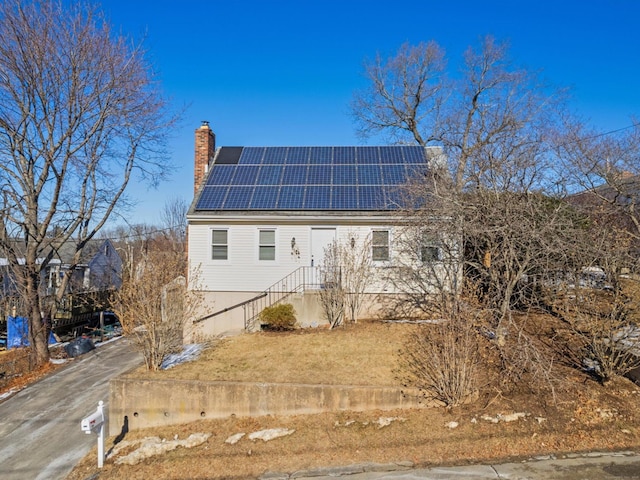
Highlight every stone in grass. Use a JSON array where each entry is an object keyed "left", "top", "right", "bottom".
[
  {"left": 248, "top": 428, "right": 295, "bottom": 441},
  {"left": 225, "top": 433, "right": 246, "bottom": 445}
]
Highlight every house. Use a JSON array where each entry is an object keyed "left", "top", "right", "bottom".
[
  {"left": 0, "top": 238, "right": 122, "bottom": 325},
  {"left": 187, "top": 122, "right": 447, "bottom": 337}
]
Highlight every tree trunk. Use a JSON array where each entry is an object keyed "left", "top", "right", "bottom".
[{"left": 26, "top": 270, "right": 50, "bottom": 366}]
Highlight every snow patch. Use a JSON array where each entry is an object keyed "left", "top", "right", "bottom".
[
  {"left": 161, "top": 344, "right": 204, "bottom": 370},
  {"left": 114, "top": 433, "right": 211, "bottom": 465},
  {"left": 225, "top": 433, "right": 246, "bottom": 445},
  {"left": 481, "top": 412, "right": 528, "bottom": 423},
  {"left": 248, "top": 428, "right": 295, "bottom": 441}
]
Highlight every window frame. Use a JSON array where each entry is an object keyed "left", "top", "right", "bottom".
[
  {"left": 211, "top": 228, "right": 229, "bottom": 261},
  {"left": 371, "top": 229, "right": 390, "bottom": 262},
  {"left": 420, "top": 234, "right": 443, "bottom": 263},
  {"left": 258, "top": 228, "right": 276, "bottom": 261}
]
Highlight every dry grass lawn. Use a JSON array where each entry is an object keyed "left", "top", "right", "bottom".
[
  {"left": 126, "top": 321, "right": 406, "bottom": 385},
  {"left": 66, "top": 319, "right": 640, "bottom": 480}
]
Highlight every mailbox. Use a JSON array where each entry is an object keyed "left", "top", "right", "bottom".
[
  {"left": 81, "top": 400, "right": 105, "bottom": 468},
  {"left": 81, "top": 407, "right": 104, "bottom": 434}
]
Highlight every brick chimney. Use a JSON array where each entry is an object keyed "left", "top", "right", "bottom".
[{"left": 194, "top": 121, "right": 215, "bottom": 193}]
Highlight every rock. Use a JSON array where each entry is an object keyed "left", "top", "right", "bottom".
[
  {"left": 501, "top": 412, "right": 527, "bottom": 422},
  {"left": 376, "top": 417, "right": 406, "bottom": 428},
  {"left": 115, "top": 433, "right": 210, "bottom": 465},
  {"left": 225, "top": 433, "right": 246, "bottom": 444},
  {"left": 248, "top": 428, "right": 295, "bottom": 441},
  {"left": 445, "top": 421, "right": 459, "bottom": 429}
]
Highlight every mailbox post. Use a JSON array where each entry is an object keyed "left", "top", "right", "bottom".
[{"left": 81, "top": 400, "right": 105, "bottom": 468}]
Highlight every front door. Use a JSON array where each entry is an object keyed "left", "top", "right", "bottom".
[{"left": 310, "top": 228, "right": 336, "bottom": 267}]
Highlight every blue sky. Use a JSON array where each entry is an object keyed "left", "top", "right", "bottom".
[{"left": 101, "top": 0, "right": 640, "bottom": 225}]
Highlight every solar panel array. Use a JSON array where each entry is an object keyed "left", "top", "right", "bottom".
[{"left": 195, "top": 146, "right": 428, "bottom": 211}]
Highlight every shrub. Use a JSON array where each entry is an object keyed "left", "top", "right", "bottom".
[
  {"left": 259, "top": 303, "right": 297, "bottom": 331},
  {"left": 400, "top": 313, "right": 479, "bottom": 407}
]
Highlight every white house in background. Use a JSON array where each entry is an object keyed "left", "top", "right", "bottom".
[{"left": 187, "top": 122, "right": 444, "bottom": 337}]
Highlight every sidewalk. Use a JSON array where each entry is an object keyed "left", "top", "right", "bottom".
[{"left": 262, "top": 451, "right": 640, "bottom": 479}]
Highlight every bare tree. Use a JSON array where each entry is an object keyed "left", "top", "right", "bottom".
[
  {"left": 352, "top": 41, "right": 446, "bottom": 146},
  {"left": 339, "top": 233, "right": 373, "bottom": 323},
  {"left": 354, "top": 38, "right": 601, "bottom": 397},
  {"left": 112, "top": 243, "right": 203, "bottom": 371},
  {"left": 354, "top": 37, "right": 570, "bottom": 324},
  {"left": 0, "top": 0, "right": 175, "bottom": 365},
  {"left": 317, "top": 241, "right": 345, "bottom": 329},
  {"left": 159, "top": 196, "right": 188, "bottom": 258}
]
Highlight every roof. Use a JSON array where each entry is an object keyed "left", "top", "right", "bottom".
[
  {"left": 0, "top": 238, "right": 114, "bottom": 266},
  {"left": 194, "top": 146, "right": 435, "bottom": 212}
]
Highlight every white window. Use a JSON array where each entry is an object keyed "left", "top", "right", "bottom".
[
  {"left": 259, "top": 229, "right": 276, "bottom": 261},
  {"left": 421, "top": 237, "right": 442, "bottom": 263},
  {"left": 372, "top": 230, "right": 390, "bottom": 261},
  {"left": 211, "top": 229, "right": 228, "bottom": 260}
]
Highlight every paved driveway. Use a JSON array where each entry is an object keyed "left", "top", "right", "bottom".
[{"left": 0, "top": 337, "right": 142, "bottom": 480}]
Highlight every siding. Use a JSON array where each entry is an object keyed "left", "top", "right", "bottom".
[{"left": 189, "top": 223, "right": 392, "bottom": 293}]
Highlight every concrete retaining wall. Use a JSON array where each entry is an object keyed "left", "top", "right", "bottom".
[{"left": 108, "top": 377, "right": 431, "bottom": 436}]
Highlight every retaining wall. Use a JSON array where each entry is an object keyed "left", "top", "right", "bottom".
[{"left": 108, "top": 376, "right": 431, "bottom": 436}]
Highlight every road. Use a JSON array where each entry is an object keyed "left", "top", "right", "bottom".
[
  {"left": 294, "top": 452, "right": 640, "bottom": 479},
  {"left": 0, "top": 337, "right": 142, "bottom": 480}
]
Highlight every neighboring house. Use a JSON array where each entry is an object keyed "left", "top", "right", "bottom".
[
  {"left": 187, "top": 122, "right": 446, "bottom": 337},
  {"left": 38, "top": 238, "right": 123, "bottom": 296},
  {"left": 0, "top": 238, "right": 122, "bottom": 321}
]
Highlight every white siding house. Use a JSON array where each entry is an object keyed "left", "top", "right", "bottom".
[{"left": 187, "top": 122, "right": 444, "bottom": 337}]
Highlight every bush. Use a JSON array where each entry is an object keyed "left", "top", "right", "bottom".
[
  {"left": 400, "top": 313, "right": 479, "bottom": 407},
  {"left": 259, "top": 303, "right": 297, "bottom": 331}
]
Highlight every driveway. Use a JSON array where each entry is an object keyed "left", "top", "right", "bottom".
[{"left": 0, "top": 337, "right": 142, "bottom": 480}]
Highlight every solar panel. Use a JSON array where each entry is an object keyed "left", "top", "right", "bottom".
[
  {"left": 282, "top": 165, "right": 307, "bottom": 184},
  {"left": 257, "top": 165, "right": 282, "bottom": 185},
  {"left": 286, "top": 147, "right": 309, "bottom": 164},
  {"left": 379, "top": 146, "right": 403, "bottom": 163},
  {"left": 309, "top": 147, "right": 332, "bottom": 164},
  {"left": 250, "top": 186, "right": 279, "bottom": 209},
  {"left": 224, "top": 186, "right": 253, "bottom": 209},
  {"left": 195, "top": 145, "right": 430, "bottom": 211},
  {"left": 332, "top": 186, "right": 358, "bottom": 209},
  {"left": 230, "top": 165, "right": 259, "bottom": 185},
  {"left": 206, "top": 165, "right": 235, "bottom": 185},
  {"left": 358, "top": 164, "right": 382, "bottom": 185},
  {"left": 381, "top": 164, "right": 407, "bottom": 185},
  {"left": 278, "top": 186, "right": 305, "bottom": 208},
  {"left": 239, "top": 147, "right": 264, "bottom": 164},
  {"left": 304, "top": 186, "right": 331, "bottom": 209},
  {"left": 307, "top": 165, "right": 329, "bottom": 184},
  {"left": 403, "top": 146, "right": 427, "bottom": 163},
  {"left": 263, "top": 147, "right": 287, "bottom": 164},
  {"left": 333, "top": 146, "right": 355, "bottom": 164},
  {"left": 355, "top": 146, "right": 380, "bottom": 163},
  {"left": 359, "top": 186, "right": 385, "bottom": 209},
  {"left": 333, "top": 165, "right": 356, "bottom": 185},
  {"left": 385, "top": 186, "right": 407, "bottom": 209},
  {"left": 196, "top": 186, "right": 228, "bottom": 209}
]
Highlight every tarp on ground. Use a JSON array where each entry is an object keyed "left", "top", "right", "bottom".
[{"left": 7, "top": 316, "right": 56, "bottom": 349}]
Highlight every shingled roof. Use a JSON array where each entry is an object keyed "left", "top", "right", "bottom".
[{"left": 194, "top": 145, "right": 436, "bottom": 212}]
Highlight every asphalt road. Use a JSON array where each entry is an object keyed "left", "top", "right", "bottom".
[{"left": 0, "top": 337, "right": 142, "bottom": 480}]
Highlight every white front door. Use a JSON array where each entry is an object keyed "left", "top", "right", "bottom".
[{"left": 310, "top": 228, "right": 336, "bottom": 267}]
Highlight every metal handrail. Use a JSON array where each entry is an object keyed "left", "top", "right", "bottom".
[
  {"left": 194, "top": 266, "right": 339, "bottom": 331},
  {"left": 193, "top": 292, "right": 267, "bottom": 324},
  {"left": 243, "top": 266, "right": 341, "bottom": 330}
]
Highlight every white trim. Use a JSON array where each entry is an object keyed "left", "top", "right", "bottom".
[
  {"left": 256, "top": 227, "right": 278, "bottom": 263},
  {"left": 371, "top": 227, "right": 393, "bottom": 265},
  {"left": 210, "top": 227, "right": 230, "bottom": 263}
]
